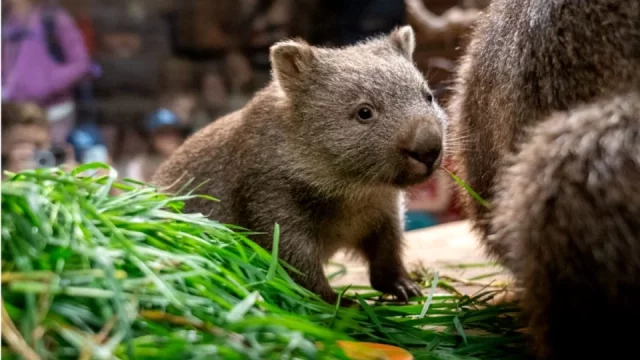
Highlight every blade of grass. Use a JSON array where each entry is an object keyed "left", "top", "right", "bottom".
[
  {"left": 266, "top": 223, "right": 280, "bottom": 281},
  {"left": 453, "top": 317, "right": 468, "bottom": 345},
  {"left": 420, "top": 271, "right": 440, "bottom": 318},
  {"left": 444, "top": 169, "right": 490, "bottom": 209}
]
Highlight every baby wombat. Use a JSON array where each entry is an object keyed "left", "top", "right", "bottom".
[
  {"left": 448, "top": 0, "right": 640, "bottom": 358},
  {"left": 153, "top": 26, "right": 446, "bottom": 305}
]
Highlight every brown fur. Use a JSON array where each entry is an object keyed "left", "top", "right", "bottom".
[
  {"left": 448, "top": 0, "right": 640, "bottom": 358},
  {"left": 153, "top": 26, "right": 446, "bottom": 305},
  {"left": 492, "top": 92, "right": 640, "bottom": 359}
]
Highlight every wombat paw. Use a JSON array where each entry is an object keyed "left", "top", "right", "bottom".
[
  {"left": 373, "top": 276, "right": 423, "bottom": 303},
  {"left": 321, "top": 291, "right": 359, "bottom": 308},
  {"left": 487, "top": 290, "right": 520, "bottom": 306},
  {"left": 338, "top": 297, "right": 359, "bottom": 308},
  {"left": 393, "top": 278, "right": 423, "bottom": 302}
]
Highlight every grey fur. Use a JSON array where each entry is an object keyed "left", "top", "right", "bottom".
[
  {"left": 153, "top": 26, "right": 446, "bottom": 305},
  {"left": 448, "top": 0, "right": 640, "bottom": 357}
]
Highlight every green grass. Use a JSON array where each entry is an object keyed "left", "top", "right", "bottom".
[
  {"left": 443, "top": 169, "right": 490, "bottom": 209},
  {"left": 1, "top": 164, "right": 526, "bottom": 359}
]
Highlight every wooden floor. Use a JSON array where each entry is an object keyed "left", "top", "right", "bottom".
[{"left": 327, "top": 220, "right": 513, "bottom": 297}]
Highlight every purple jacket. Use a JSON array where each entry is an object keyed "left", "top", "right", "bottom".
[{"left": 2, "top": 6, "right": 90, "bottom": 107}]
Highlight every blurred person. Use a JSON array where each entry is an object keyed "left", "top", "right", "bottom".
[
  {"left": 2, "top": 0, "right": 91, "bottom": 145},
  {"left": 1, "top": 101, "right": 76, "bottom": 175},
  {"left": 201, "top": 71, "right": 228, "bottom": 112},
  {"left": 191, "top": 67, "right": 233, "bottom": 131},
  {"left": 122, "top": 108, "right": 189, "bottom": 183},
  {"left": 66, "top": 123, "right": 112, "bottom": 166},
  {"left": 225, "top": 50, "right": 254, "bottom": 93},
  {"left": 157, "top": 91, "right": 198, "bottom": 128},
  {"left": 66, "top": 122, "right": 121, "bottom": 195},
  {"left": 248, "top": 0, "right": 291, "bottom": 45}
]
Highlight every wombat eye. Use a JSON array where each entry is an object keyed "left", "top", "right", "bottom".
[
  {"left": 424, "top": 91, "right": 434, "bottom": 103},
  {"left": 356, "top": 105, "right": 375, "bottom": 123}
]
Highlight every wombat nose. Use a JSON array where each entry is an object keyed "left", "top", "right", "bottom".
[
  {"left": 407, "top": 145, "right": 442, "bottom": 169},
  {"left": 401, "top": 124, "right": 443, "bottom": 171}
]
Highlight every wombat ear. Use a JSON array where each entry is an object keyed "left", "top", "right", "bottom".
[
  {"left": 270, "top": 39, "right": 314, "bottom": 93},
  {"left": 389, "top": 25, "right": 416, "bottom": 60}
]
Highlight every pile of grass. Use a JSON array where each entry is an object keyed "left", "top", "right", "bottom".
[{"left": 2, "top": 164, "right": 527, "bottom": 360}]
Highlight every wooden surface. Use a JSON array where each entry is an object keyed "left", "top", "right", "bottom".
[{"left": 327, "top": 220, "right": 512, "bottom": 296}]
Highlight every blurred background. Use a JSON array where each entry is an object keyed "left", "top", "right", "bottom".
[{"left": 1, "top": 0, "right": 488, "bottom": 231}]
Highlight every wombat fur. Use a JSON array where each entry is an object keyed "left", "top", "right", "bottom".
[
  {"left": 448, "top": 0, "right": 640, "bottom": 358},
  {"left": 492, "top": 92, "right": 640, "bottom": 359},
  {"left": 153, "top": 26, "right": 446, "bottom": 305}
]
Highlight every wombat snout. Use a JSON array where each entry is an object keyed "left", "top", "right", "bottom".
[
  {"left": 403, "top": 128, "right": 443, "bottom": 172},
  {"left": 407, "top": 144, "right": 441, "bottom": 170}
]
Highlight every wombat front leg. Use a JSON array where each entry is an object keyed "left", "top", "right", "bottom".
[
  {"left": 360, "top": 218, "right": 422, "bottom": 302},
  {"left": 275, "top": 234, "right": 344, "bottom": 305}
]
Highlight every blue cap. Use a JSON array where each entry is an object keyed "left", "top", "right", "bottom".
[
  {"left": 66, "top": 123, "right": 109, "bottom": 164},
  {"left": 145, "top": 108, "right": 184, "bottom": 132},
  {"left": 67, "top": 123, "right": 105, "bottom": 149}
]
